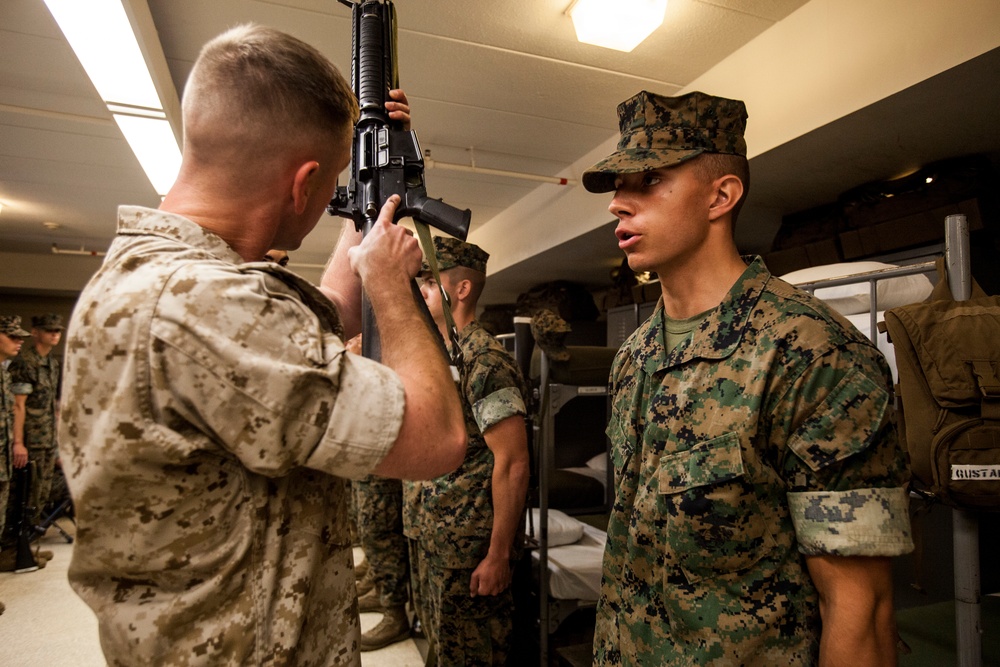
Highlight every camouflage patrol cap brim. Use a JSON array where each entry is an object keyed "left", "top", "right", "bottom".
[
  {"left": 530, "top": 309, "right": 571, "bottom": 362},
  {"left": 31, "top": 313, "right": 64, "bottom": 331},
  {"left": 0, "top": 315, "right": 31, "bottom": 338},
  {"left": 583, "top": 90, "right": 748, "bottom": 193},
  {"left": 421, "top": 236, "right": 489, "bottom": 274}
]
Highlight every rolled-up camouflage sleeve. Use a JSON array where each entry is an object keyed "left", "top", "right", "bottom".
[
  {"left": 8, "top": 358, "right": 33, "bottom": 396},
  {"left": 788, "top": 487, "right": 912, "bottom": 556},
  {"left": 468, "top": 349, "right": 526, "bottom": 434},
  {"left": 151, "top": 266, "right": 403, "bottom": 480},
  {"left": 473, "top": 387, "right": 525, "bottom": 434},
  {"left": 773, "top": 344, "right": 913, "bottom": 557}
]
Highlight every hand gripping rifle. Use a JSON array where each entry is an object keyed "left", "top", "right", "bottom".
[{"left": 328, "top": 0, "right": 471, "bottom": 364}]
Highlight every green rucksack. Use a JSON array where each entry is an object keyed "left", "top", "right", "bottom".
[{"left": 883, "top": 260, "right": 1000, "bottom": 511}]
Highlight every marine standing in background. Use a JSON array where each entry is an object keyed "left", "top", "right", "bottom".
[
  {"left": 406, "top": 237, "right": 531, "bottom": 666},
  {"left": 0, "top": 316, "right": 31, "bottom": 602},
  {"left": 9, "top": 313, "right": 63, "bottom": 529},
  {"left": 582, "top": 90, "right": 913, "bottom": 665},
  {"left": 353, "top": 471, "right": 410, "bottom": 650}
]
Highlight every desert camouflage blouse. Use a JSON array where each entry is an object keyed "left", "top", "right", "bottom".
[{"left": 59, "top": 206, "right": 404, "bottom": 666}]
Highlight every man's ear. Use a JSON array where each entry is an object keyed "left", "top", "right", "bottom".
[
  {"left": 707, "top": 174, "right": 743, "bottom": 222},
  {"left": 291, "top": 161, "right": 321, "bottom": 215},
  {"left": 454, "top": 278, "right": 472, "bottom": 302}
]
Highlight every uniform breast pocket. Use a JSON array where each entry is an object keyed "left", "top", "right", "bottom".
[{"left": 658, "top": 432, "right": 775, "bottom": 583}]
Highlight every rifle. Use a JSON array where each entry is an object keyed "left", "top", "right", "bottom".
[
  {"left": 329, "top": 0, "right": 471, "bottom": 362},
  {"left": 12, "top": 464, "right": 39, "bottom": 573}
]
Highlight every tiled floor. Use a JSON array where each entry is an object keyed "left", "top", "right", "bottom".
[{"left": 0, "top": 522, "right": 424, "bottom": 666}]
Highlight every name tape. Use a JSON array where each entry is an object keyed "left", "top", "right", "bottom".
[{"left": 951, "top": 464, "right": 1000, "bottom": 481}]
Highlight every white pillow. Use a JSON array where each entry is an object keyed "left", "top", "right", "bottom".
[
  {"left": 585, "top": 453, "right": 608, "bottom": 472},
  {"left": 780, "top": 261, "right": 933, "bottom": 316},
  {"left": 528, "top": 508, "right": 584, "bottom": 547}
]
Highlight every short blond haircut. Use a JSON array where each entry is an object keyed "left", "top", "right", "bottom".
[{"left": 182, "top": 24, "right": 358, "bottom": 159}]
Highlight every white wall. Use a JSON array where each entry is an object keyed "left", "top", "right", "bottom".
[{"left": 471, "top": 0, "right": 1000, "bottom": 276}]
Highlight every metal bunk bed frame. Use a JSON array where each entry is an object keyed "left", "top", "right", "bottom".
[{"left": 536, "top": 351, "right": 611, "bottom": 666}]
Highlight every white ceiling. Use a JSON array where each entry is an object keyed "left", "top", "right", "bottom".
[{"left": 2, "top": 0, "right": 999, "bottom": 306}]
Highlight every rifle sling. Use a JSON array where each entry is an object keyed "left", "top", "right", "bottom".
[{"left": 414, "top": 220, "right": 463, "bottom": 378}]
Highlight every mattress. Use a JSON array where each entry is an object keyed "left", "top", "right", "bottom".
[{"left": 536, "top": 522, "right": 607, "bottom": 601}]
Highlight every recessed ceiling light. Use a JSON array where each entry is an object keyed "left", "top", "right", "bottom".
[{"left": 568, "top": 0, "right": 668, "bottom": 52}]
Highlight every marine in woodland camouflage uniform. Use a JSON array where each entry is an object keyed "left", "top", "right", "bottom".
[
  {"left": 0, "top": 316, "right": 31, "bottom": 544},
  {"left": 583, "top": 91, "right": 913, "bottom": 665},
  {"left": 353, "top": 473, "right": 409, "bottom": 609},
  {"left": 8, "top": 313, "right": 63, "bottom": 526},
  {"left": 405, "top": 237, "right": 530, "bottom": 666},
  {"left": 56, "top": 25, "right": 465, "bottom": 667}
]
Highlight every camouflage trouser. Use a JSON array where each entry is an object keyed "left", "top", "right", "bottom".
[
  {"left": 0, "top": 478, "right": 9, "bottom": 541},
  {"left": 353, "top": 474, "right": 409, "bottom": 607},
  {"left": 408, "top": 538, "right": 513, "bottom": 667},
  {"left": 27, "top": 446, "right": 57, "bottom": 525},
  {"left": 1, "top": 462, "right": 34, "bottom": 548}
]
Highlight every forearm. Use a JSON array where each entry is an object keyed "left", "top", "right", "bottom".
[
  {"left": 319, "top": 220, "right": 364, "bottom": 338},
  {"left": 487, "top": 450, "right": 530, "bottom": 561},
  {"left": 13, "top": 395, "right": 26, "bottom": 446},
  {"left": 818, "top": 594, "right": 897, "bottom": 666},
  {"left": 369, "top": 279, "right": 465, "bottom": 480},
  {"left": 809, "top": 555, "right": 898, "bottom": 667}
]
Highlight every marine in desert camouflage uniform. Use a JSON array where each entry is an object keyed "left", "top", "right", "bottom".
[
  {"left": 9, "top": 313, "right": 63, "bottom": 526},
  {"left": 582, "top": 91, "right": 913, "bottom": 665},
  {"left": 56, "top": 25, "right": 465, "bottom": 667},
  {"left": 405, "top": 237, "right": 530, "bottom": 666}
]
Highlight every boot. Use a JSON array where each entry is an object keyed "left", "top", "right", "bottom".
[
  {"left": 0, "top": 550, "right": 46, "bottom": 572},
  {"left": 356, "top": 568, "right": 374, "bottom": 596},
  {"left": 359, "top": 605, "right": 410, "bottom": 651},
  {"left": 357, "top": 587, "right": 382, "bottom": 613}
]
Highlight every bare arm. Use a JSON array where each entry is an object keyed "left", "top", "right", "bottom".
[
  {"left": 345, "top": 196, "right": 465, "bottom": 480},
  {"left": 12, "top": 393, "right": 28, "bottom": 468},
  {"left": 470, "top": 414, "right": 530, "bottom": 597},
  {"left": 806, "top": 554, "right": 898, "bottom": 666},
  {"left": 318, "top": 220, "right": 364, "bottom": 339}
]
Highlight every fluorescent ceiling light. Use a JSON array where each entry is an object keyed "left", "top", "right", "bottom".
[
  {"left": 43, "top": 0, "right": 181, "bottom": 195},
  {"left": 569, "top": 0, "right": 668, "bottom": 52},
  {"left": 113, "top": 115, "right": 182, "bottom": 197}
]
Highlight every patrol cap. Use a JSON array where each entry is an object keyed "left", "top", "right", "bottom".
[
  {"left": 421, "top": 236, "right": 489, "bottom": 274},
  {"left": 0, "top": 315, "right": 31, "bottom": 338},
  {"left": 31, "top": 313, "right": 64, "bottom": 331},
  {"left": 582, "top": 90, "right": 748, "bottom": 193},
  {"left": 530, "top": 309, "right": 571, "bottom": 362}
]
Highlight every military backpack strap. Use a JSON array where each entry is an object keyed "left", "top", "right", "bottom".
[{"left": 970, "top": 360, "right": 1000, "bottom": 420}]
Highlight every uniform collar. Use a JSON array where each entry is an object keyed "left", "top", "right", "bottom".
[
  {"left": 642, "top": 256, "right": 770, "bottom": 373},
  {"left": 116, "top": 205, "right": 245, "bottom": 265}
]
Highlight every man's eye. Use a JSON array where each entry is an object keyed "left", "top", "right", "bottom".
[{"left": 643, "top": 174, "right": 661, "bottom": 187}]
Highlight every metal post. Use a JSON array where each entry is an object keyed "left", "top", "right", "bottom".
[
  {"left": 946, "top": 214, "right": 982, "bottom": 667},
  {"left": 539, "top": 354, "right": 551, "bottom": 667}
]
